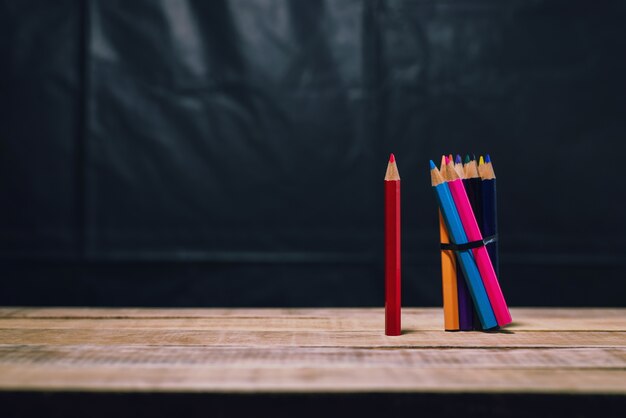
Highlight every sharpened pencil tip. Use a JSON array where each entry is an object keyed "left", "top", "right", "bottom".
[
  {"left": 455, "top": 154, "right": 462, "bottom": 164},
  {"left": 479, "top": 155, "right": 484, "bottom": 165},
  {"left": 485, "top": 154, "right": 491, "bottom": 163},
  {"left": 464, "top": 154, "right": 470, "bottom": 164},
  {"left": 445, "top": 155, "right": 450, "bottom": 164},
  {"left": 429, "top": 160, "right": 436, "bottom": 170},
  {"left": 389, "top": 153, "right": 395, "bottom": 163}
]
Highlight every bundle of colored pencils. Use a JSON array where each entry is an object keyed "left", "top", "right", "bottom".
[{"left": 431, "top": 154, "right": 510, "bottom": 331}]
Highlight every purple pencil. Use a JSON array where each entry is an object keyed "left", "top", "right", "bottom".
[{"left": 457, "top": 271, "right": 474, "bottom": 330}]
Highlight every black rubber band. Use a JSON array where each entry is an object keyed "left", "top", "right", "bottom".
[{"left": 440, "top": 234, "right": 497, "bottom": 251}]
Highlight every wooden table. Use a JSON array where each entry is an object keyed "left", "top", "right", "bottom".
[{"left": 0, "top": 307, "right": 624, "bottom": 417}]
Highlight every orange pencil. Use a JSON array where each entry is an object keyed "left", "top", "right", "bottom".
[
  {"left": 439, "top": 211, "right": 459, "bottom": 331},
  {"left": 438, "top": 156, "right": 459, "bottom": 330}
]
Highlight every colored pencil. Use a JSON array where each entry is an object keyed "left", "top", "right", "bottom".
[
  {"left": 478, "top": 154, "right": 499, "bottom": 277},
  {"left": 444, "top": 162, "right": 512, "bottom": 327},
  {"left": 443, "top": 157, "right": 473, "bottom": 331},
  {"left": 385, "top": 153, "right": 401, "bottom": 336},
  {"left": 463, "top": 156, "right": 484, "bottom": 330},
  {"left": 430, "top": 161, "right": 498, "bottom": 329},
  {"left": 439, "top": 210, "right": 459, "bottom": 331},
  {"left": 439, "top": 154, "right": 463, "bottom": 331}
]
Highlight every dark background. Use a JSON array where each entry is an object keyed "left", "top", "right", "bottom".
[{"left": 1, "top": 0, "right": 625, "bottom": 307}]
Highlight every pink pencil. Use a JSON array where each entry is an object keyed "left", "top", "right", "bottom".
[{"left": 443, "top": 159, "right": 512, "bottom": 327}]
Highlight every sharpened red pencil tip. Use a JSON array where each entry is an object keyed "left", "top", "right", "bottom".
[{"left": 389, "top": 153, "right": 395, "bottom": 163}]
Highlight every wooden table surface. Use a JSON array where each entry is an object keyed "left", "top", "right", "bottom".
[{"left": 0, "top": 307, "right": 625, "bottom": 417}]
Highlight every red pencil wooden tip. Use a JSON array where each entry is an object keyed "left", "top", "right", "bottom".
[
  {"left": 445, "top": 155, "right": 450, "bottom": 164},
  {"left": 389, "top": 153, "right": 395, "bottom": 163}
]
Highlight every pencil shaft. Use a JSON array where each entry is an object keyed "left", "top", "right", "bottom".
[
  {"left": 439, "top": 212, "right": 459, "bottom": 331},
  {"left": 447, "top": 179, "right": 511, "bottom": 327},
  {"left": 385, "top": 180, "right": 401, "bottom": 336},
  {"left": 468, "top": 178, "right": 484, "bottom": 234},
  {"left": 456, "top": 266, "right": 474, "bottom": 330},
  {"left": 463, "top": 177, "right": 483, "bottom": 330},
  {"left": 432, "top": 182, "right": 497, "bottom": 329},
  {"left": 482, "top": 178, "right": 499, "bottom": 277}
]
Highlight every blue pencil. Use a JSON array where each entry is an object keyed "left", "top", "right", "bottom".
[{"left": 430, "top": 160, "right": 498, "bottom": 329}]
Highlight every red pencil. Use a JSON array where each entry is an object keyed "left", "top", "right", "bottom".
[{"left": 385, "top": 153, "right": 401, "bottom": 336}]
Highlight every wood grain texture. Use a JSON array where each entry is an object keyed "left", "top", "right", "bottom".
[{"left": 0, "top": 308, "right": 624, "bottom": 394}]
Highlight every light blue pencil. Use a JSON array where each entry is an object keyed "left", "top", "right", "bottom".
[{"left": 430, "top": 160, "right": 497, "bottom": 329}]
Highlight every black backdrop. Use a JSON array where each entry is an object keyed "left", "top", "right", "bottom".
[{"left": 1, "top": 0, "right": 625, "bottom": 307}]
